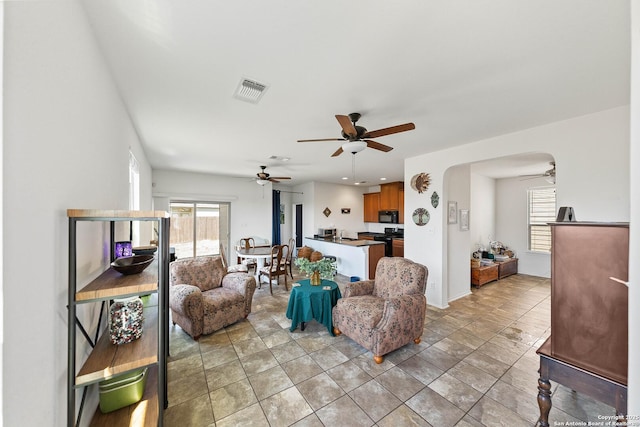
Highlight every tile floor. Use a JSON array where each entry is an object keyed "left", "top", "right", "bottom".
[{"left": 164, "top": 269, "right": 616, "bottom": 426}]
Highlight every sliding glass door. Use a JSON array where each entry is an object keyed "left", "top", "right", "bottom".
[{"left": 169, "top": 201, "right": 230, "bottom": 259}]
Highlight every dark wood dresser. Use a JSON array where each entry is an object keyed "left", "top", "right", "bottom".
[{"left": 536, "top": 222, "right": 629, "bottom": 426}]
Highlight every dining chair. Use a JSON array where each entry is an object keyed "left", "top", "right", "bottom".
[
  {"left": 239, "top": 237, "right": 257, "bottom": 273},
  {"left": 258, "top": 244, "right": 288, "bottom": 295},
  {"left": 283, "top": 238, "right": 295, "bottom": 279},
  {"left": 219, "top": 243, "right": 249, "bottom": 273}
]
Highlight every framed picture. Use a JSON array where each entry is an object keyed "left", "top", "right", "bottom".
[
  {"left": 447, "top": 201, "right": 457, "bottom": 224},
  {"left": 459, "top": 209, "right": 469, "bottom": 231}
]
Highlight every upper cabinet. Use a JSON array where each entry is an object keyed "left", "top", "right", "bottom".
[
  {"left": 379, "top": 182, "right": 404, "bottom": 211},
  {"left": 363, "top": 192, "right": 380, "bottom": 223},
  {"left": 363, "top": 182, "right": 404, "bottom": 223}
]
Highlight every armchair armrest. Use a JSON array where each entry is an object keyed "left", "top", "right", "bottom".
[
  {"left": 376, "top": 294, "right": 426, "bottom": 331},
  {"left": 343, "top": 280, "right": 375, "bottom": 298},
  {"left": 221, "top": 272, "right": 257, "bottom": 316},
  {"left": 169, "top": 284, "right": 204, "bottom": 320}
]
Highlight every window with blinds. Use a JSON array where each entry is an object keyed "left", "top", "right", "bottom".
[{"left": 527, "top": 187, "right": 556, "bottom": 252}]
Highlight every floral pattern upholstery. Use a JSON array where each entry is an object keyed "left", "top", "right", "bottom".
[
  {"left": 332, "top": 257, "right": 428, "bottom": 362},
  {"left": 169, "top": 256, "right": 256, "bottom": 339}
]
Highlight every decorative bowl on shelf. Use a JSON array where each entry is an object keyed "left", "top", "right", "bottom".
[
  {"left": 111, "top": 255, "right": 154, "bottom": 275},
  {"left": 132, "top": 245, "right": 158, "bottom": 256}
]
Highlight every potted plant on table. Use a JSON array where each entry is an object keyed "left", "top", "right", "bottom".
[{"left": 295, "top": 257, "right": 335, "bottom": 285}]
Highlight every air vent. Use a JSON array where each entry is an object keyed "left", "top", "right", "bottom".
[{"left": 234, "top": 78, "right": 268, "bottom": 103}]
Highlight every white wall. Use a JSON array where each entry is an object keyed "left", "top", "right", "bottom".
[
  {"left": 152, "top": 170, "right": 272, "bottom": 257},
  {"left": 0, "top": 4, "right": 4, "bottom": 423},
  {"left": 290, "top": 182, "right": 368, "bottom": 241},
  {"left": 405, "top": 106, "right": 629, "bottom": 308},
  {"left": 3, "top": 2, "right": 151, "bottom": 425},
  {"left": 446, "top": 165, "right": 472, "bottom": 302},
  {"left": 495, "top": 176, "right": 553, "bottom": 277},
  {"left": 312, "top": 182, "right": 367, "bottom": 239},
  {"left": 469, "top": 172, "right": 496, "bottom": 253},
  {"left": 628, "top": 0, "right": 639, "bottom": 415}
]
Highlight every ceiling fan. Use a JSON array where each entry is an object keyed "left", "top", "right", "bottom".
[
  {"left": 519, "top": 161, "right": 556, "bottom": 183},
  {"left": 297, "top": 112, "right": 415, "bottom": 157},
  {"left": 255, "top": 165, "right": 291, "bottom": 186}
]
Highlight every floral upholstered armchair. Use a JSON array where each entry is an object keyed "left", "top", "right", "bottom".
[
  {"left": 332, "top": 257, "right": 428, "bottom": 363},
  {"left": 169, "top": 256, "right": 256, "bottom": 340}
]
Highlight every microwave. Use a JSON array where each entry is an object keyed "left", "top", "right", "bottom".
[
  {"left": 378, "top": 210, "right": 399, "bottom": 224},
  {"left": 317, "top": 228, "right": 336, "bottom": 238}
]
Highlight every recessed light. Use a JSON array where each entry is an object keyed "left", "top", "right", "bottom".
[
  {"left": 342, "top": 177, "right": 348, "bottom": 180},
  {"left": 354, "top": 182, "right": 360, "bottom": 185},
  {"left": 380, "top": 177, "right": 387, "bottom": 181}
]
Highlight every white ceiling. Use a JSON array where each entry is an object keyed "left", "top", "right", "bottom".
[{"left": 82, "top": 0, "right": 629, "bottom": 186}]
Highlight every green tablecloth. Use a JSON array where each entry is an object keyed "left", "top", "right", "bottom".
[{"left": 285, "top": 279, "right": 342, "bottom": 335}]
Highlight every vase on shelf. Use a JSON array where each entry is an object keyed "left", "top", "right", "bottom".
[
  {"left": 310, "top": 270, "right": 321, "bottom": 286},
  {"left": 109, "top": 296, "right": 144, "bottom": 345}
]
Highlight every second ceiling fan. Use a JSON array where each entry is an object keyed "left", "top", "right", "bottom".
[
  {"left": 255, "top": 165, "right": 290, "bottom": 185},
  {"left": 297, "top": 113, "right": 415, "bottom": 157}
]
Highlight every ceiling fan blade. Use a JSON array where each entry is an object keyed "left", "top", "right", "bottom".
[
  {"left": 331, "top": 147, "right": 344, "bottom": 157},
  {"left": 269, "top": 178, "right": 281, "bottom": 183},
  {"left": 297, "top": 138, "right": 344, "bottom": 142},
  {"left": 364, "top": 140, "right": 393, "bottom": 152},
  {"left": 363, "top": 122, "right": 415, "bottom": 139},
  {"left": 336, "top": 115, "right": 357, "bottom": 138},
  {"left": 269, "top": 176, "right": 290, "bottom": 180}
]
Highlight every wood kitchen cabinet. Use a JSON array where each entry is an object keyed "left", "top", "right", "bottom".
[
  {"left": 398, "top": 187, "right": 404, "bottom": 224},
  {"left": 363, "top": 192, "right": 380, "bottom": 222},
  {"left": 379, "top": 182, "right": 404, "bottom": 211},
  {"left": 392, "top": 239, "right": 404, "bottom": 257}
]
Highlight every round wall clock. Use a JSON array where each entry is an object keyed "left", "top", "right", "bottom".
[
  {"left": 412, "top": 208, "right": 430, "bottom": 226},
  {"left": 410, "top": 173, "right": 431, "bottom": 194}
]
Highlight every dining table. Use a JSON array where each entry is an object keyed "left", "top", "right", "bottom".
[{"left": 236, "top": 246, "right": 273, "bottom": 277}]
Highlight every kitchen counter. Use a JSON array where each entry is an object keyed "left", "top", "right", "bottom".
[
  {"left": 303, "top": 237, "right": 385, "bottom": 280},
  {"left": 305, "top": 236, "right": 385, "bottom": 247}
]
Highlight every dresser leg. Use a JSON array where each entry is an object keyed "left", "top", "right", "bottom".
[{"left": 537, "top": 377, "right": 552, "bottom": 427}]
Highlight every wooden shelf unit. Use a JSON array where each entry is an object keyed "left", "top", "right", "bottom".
[{"left": 67, "top": 209, "right": 170, "bottom": 427}]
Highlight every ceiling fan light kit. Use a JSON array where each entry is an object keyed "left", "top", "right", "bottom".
[
  {"left": 256, "top": 179, "right": 269, "bottom": 186},
  {"left": 342, "top": 140, "right": 367, "bottom": 154}
]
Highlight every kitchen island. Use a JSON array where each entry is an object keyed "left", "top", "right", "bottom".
[{"left": 303, "top": 237, "right": 385, "bottom": 280}]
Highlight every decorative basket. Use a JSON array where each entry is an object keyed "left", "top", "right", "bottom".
[
  {"left": 109, "top": 296, "right": 144, "bottom": 345},
  {"left": 310, "top": 251, "right": 324, "bottom": 262},
  {"left": 297, "top": 246, "right": 313, "bottom": 260},
  {"left": 470, "top": 258, "right": 481, "bottom": 268}
]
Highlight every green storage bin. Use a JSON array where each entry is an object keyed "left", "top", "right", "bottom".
[{"left": 99, "top": 368, "right": 147, "bottom": 413}]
